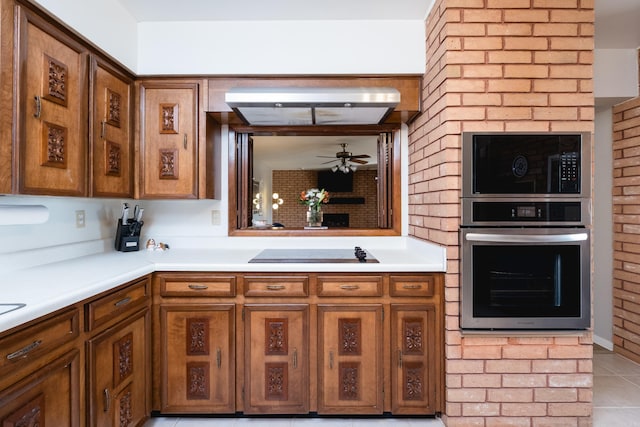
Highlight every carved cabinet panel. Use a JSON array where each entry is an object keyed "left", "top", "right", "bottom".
[
  {"left": 317, "top": 305, "right": 383, "bottom": 414},
  {"left": 138, "top": 82, "right": 198, "bottom": 199},
  {"left": 0, "top": 350, "right": 80, "bottom": 427},
  {"left": 91, "top": 58, "right": 133, "bottom": 197},
  {"left": 390, "top": 304, "right": 438, "bottom": 414},
  {"left": 160, "top": 304, "right": 235, "bottom": 413},
  {"left": 244, "top": 305, "right": 309, "bottom": 414},
  {"left": 15, "top": 6, "right": 88, "bottom": 196},
  {"left": 87, "top": 308, "right": 149, "bottom": 427}
]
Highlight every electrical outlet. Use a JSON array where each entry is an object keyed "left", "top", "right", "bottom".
[
  {"left": 75, "top": 210, "right": 85, "bottom": 228},
  {"left": 211, "top": 210, "right": 221, "bottom": 225}
]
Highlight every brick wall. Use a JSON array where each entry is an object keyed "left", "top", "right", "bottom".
[
  {"left": 272, "top": 170, "right": 378, "bottom": 228},
  {"left": 409, "top": 0, "right": 595, "bottom": 425},
  {"left": 612, "top": 97, "right": 640, "bottom": 363}
]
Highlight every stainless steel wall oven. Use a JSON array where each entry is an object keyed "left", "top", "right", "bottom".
[{"left": 460, "top": 132, "right": 592, "bottom": 330}]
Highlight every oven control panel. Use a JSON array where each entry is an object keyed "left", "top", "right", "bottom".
[{"left": 469, "top": 201, "right": 583, "bottom": 224}]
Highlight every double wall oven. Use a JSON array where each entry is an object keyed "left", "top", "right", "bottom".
[{"left": 460, "top": 132, "right": 592, "bottom": 330}]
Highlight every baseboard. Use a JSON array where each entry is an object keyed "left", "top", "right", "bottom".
[{"left": 594, "top": 334, "right": 614, "bottom": 350}]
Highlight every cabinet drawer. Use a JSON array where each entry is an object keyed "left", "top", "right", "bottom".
[
  {"left": 0, "top": 308, "right": 79, "bottom": 375},
  {"left": 244, "top": 275, "right": 308, "bottom": 297},
  {"left": 389, "top": 275, "right": 435, "bottom": 297},
  {"left": 317, "top": 275, "right": 383, "bottom": 297},
  {"left": 86, "top": 276, "right": 150, "bottom": 331},
  {"left": 159, "top": 274, "right": 237, "bottom": 297}
]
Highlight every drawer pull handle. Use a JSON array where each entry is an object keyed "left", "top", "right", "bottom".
[
  {"left": 329, "top": 351, "right": 334, "bottom": 369},
  {"left": 266, "top": 285, "right": 285, "bottom": 291},
  {"left": 293, "top": 348, "right": 298, "bottom": 369},
  {"left": 340, "top": 285, "right": 360, "bottom": 290},
  {"left": 184, "top": 134, "right": 188, "bottom": 149},
  {"left": 216, "top": 348, "right": 221, "bottom": 368},
  {"left": 114, "top": 297, "right": 132, "bottom": 307},
  {"left": 34, "top": 96, "right": 42, "bottom": 118},
  {"left": 100, "top": 120, "right": 106, "bottom": 139},
  {"left": 402, "top": 284, "right": 422, "bottom": 290},
  {"left": 398, "top": 350, "right": 403, "bottom": 368},
  {"left": 103, "top": 388, "right": 110, "bottom": 412},
  {"left": 6, "top": 339, "right": 42, "bottom": 360},
  {"left": 188, "top": 284, "right": 209, "bottom": 290}
]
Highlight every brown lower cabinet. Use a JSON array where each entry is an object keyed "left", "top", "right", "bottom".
[
  {"left": 0, "top": 275, "right": 151, "bottom": 427},
  {"left": 0, "top": 350, "right": 81, "bottom": 426},
  {"left": 159, "top": 304, "right": 235, "bottom": 413},
  {"left": 153, "top": 271, "right": 444, "bottom": 416},
  {"left": 87, "top": 308, "right": 149, "bottom": 427},
  {"left": 317, "top": 305, "right": 383, "bottom": 415},
  {"left": 244, "top": 304, "right": 309, "bottom": 414}
]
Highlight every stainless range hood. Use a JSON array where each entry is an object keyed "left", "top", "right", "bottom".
[{"left": 224, "top": 87, "right": 400, "bottom": 126}]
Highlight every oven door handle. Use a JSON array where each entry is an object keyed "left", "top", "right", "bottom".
[{"left": 465, "top": 232, "right": 589, "bottom": 243}]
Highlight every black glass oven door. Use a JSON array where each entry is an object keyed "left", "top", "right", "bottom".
[{"left": 472, "top": 245, "right": 580, "bottom": 318}]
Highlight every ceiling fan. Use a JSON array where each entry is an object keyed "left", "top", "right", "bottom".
[{"left": 317, "top": 143, "right": 370, "bottom": 173}]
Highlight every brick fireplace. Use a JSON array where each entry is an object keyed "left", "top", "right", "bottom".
[{"left": 409, "top": 0, "right": 595, "bottom": 425}]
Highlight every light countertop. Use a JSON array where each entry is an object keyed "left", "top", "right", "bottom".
[{"left": 0, "top": 236, "right": 446, "bottom": 334}]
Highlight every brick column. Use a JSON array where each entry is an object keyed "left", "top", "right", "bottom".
[
  {"left": 409, "top": 0, "right": 595, "bottom": 425},
  {"left": 612, "top": 97, "right": 640, "bottom": 363}
]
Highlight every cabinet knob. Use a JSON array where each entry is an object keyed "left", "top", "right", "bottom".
[
  {"left": 34, "top": 96, "right": 42, "bottom": 119},
  {"left": 103, "top": 388, "right": 110, "bottom": 412},
  {"left": 183, "top": 134, "right": 188, "bottom": 149}
]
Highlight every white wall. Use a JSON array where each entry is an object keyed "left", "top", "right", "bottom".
[
  {"left": 1, "top": 1, "right": 419, "bottom": 266},
  {"left": 594, "top": 48, "right": 639, "bottom": 106},
  {"left": 32, "top": 0, "right": 138, "bottom": 71},
  {"left": 136, "top": 20, "right": 425, "bottom": 75},
  {"left": 593, "top": 107, "right": 615, "bottom": 349}
]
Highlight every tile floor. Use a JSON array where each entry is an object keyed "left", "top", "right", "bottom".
[
  {"left": 593, "top": 345, "right": 640, "bottom": 426},
  {"left": 144, "top": 418, "right": 444, "bottom": 427},
  {"left": 143, "top": 345, "right": 640, "bottom": 426}
]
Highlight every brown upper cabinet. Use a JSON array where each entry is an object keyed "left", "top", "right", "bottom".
[
  {"left": 14, "top": 5, "right": 89, "bottom": 196},
  {"left": 137, "top": 81, "right": 201, "bottom": 199},
  {"left": 90, "top": 57, "right": 134, "bottom": 198}
]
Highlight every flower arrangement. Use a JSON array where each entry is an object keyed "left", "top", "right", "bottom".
[{"left": 299, "top": 188, "right": 330, "bottom": 211}]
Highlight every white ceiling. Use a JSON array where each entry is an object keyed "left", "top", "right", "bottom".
[
  {"left": 118, "top": 0, "right": 640, "bottom": 48},
  {"left": 117, "top": 0, "right": 432, "bottom": 22}
]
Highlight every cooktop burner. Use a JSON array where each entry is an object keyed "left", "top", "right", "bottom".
[{"left": 248, "top": 247, "right": 378, "bottom": 263}]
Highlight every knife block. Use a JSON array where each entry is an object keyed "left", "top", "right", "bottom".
[{"left": 115, "top": 219, "right": 143, "bottom": 252}]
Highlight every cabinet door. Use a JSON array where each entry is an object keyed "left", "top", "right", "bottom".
[
  {"left": 0, "top": 350, "right": 80, "bottom": 427},
  {"left": 244, "top": 304, "right": 309, "bottom": 414},
  {"left": 91, "top": 58, "right": 133, "bottom": 197},
  {"left": 139, "top": 83, "right": 198, "bottom": 198},
  {"left": 160, "top": 304, "right": 235, "bottom": 413},
  {"left": 15, "top": 7, "right": 88, "bottom": 196},
  {"left": 390, "top": 304, "right": 438, "bottom": 415},
  {"left": 87, "top": 308, "right": 149, "bottom": 427},
  {"left": 317, "top": 305, "right": 383, "bottom": 414}
]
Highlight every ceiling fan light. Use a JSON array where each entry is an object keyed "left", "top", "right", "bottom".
[
  {"left": 350, "top": 165, "right": 357, "bottom": 172},
  {"left": 331, "top": 165, "right": 338, "bottom": 172}
]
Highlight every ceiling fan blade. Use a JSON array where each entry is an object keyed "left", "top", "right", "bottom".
[
  {"left": 349, "top": 154, "right": 371, "bottom": 159},
  {"left": 316, "top": 155, "right": 337, "bottom": 158},
  {"left": 321, "top": 159, "right": 339, "bottom": 164},
  {"left": 349, "top": 159, "right": 369, "bottom": 165}
]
